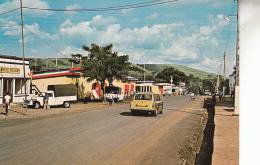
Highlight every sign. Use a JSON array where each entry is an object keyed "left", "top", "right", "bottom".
[{"left": 0, "top": 67, "right": 20, "bottom": 74}]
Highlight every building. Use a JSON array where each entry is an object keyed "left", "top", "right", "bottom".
[
  {"left": 32, "top": 68, "right": 137, "bottom": 100},
  {"left": 0, "top": 54, "right": 30, "bottom": 104},
  {"left": 229, "top": 72, "right": 236, "bottom": 95}
]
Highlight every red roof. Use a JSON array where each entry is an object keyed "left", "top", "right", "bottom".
[{"left": 32, "top": 68, "right": 82, "bottom": 79}]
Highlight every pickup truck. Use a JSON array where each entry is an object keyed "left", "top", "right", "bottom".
[
  {"left": 104, "top": 86, "right": 124, "bottom": 102},
  {"left": 26, "top": 84, "right": 77, "bottom": 109}
]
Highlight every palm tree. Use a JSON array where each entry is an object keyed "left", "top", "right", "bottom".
[{"left": 81, "top": 43, "right": 130, "bottom": 97}]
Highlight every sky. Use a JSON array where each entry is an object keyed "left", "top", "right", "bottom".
[{"left": 0, "top": 0, "right": 237, "bottom": 74}]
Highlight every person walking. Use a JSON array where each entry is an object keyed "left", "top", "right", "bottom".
[
  {"left": 43, "top": 93, "right": 49, "bottom": 109},
  {"left": 219, "top": 90, "right": 223, "bottom": 101},
  {"left": 4, "top": 92, "right": 11, "bottom": 116},
  {"left": 108, "top": 91, "right": 114, "bottom": 106}
]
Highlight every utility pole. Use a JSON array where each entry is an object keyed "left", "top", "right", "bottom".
[
  {"left": 235, "top": 0, "right": 240, "bottom": 86},
  {"left": 20, "top": 0, "right": 27, "bottom": 109},
  {"left": 223, "top": 52, "right": 226, "bottom": 99},
  {"left": 223, "top": 51, "right": 226, "bottom": 81},
  {"left": 143, "top": 63, "right": 146, "bottom": 82},
  {"left": 55, "top": 58, "right": 58, "bottom": 67},
  {"left": 234, "top": 0, "right": 240, "bottom": 115}
]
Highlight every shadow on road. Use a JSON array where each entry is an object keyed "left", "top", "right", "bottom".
[
  {"left": 195, "top": 100, "right": 215, "bottom": 165},
  {"left": 9, "top": 109, "right": 27, "bottom": 116},
  {"left": 0, "top": 112, "right": 6, "bottom": 115},
  {"left": 120, "top": 111, "right": 155, "bottom": 117}
]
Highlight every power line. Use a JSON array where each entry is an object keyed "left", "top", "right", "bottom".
[
  {"left": 0, "top": 7, "right": 20, "bottom": 16},
  {"left": 22, "top": 0, "right": 178, "bottom": 12},
  {"left": 24, "top": 26, "right": 66, "bottom": 57},
  {"left": 0, "top": 25, "right": 18, "bottom": 27}
]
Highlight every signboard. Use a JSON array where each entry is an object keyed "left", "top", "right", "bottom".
[{"left": 0, "top": 67, "right": 20, "bottom": 74}]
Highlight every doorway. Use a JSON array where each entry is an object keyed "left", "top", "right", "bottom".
[{"left": 3, "top": 78, "right": 13, "bottom": 97}]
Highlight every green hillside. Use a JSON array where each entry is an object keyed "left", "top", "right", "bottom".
[
  {"left": 142, "top": 64, "right": 216, "bottom": 79},
  {"left": 30, "top": 58, "right": 215, "bottom": 80}
]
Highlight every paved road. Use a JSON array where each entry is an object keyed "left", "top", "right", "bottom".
[{"left": 0, "top": 96, "right": 202, "bottom": 165}]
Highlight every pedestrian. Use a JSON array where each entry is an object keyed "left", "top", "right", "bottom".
[
  {"left": 43, "top": 93, "right": 49, "bottom": 109},
  {"left": 231, "top": 90, "right": 235, "bottom": 98},
  {"left": 108, "top": 91, "right": 114, "bottom": 105},
  {"left": 4, "top": 92, "right": 11, "bottom": 116},
  {"left": 212, "top": 92, "right": 217, "bottom": 105},
  {"left": 219, "top": 90, "right": 223, "bottom": 101}
]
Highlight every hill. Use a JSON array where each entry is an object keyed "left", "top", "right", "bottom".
[
  {"left": 141, "top": 64, "right": 216, "bottom": 79},
  {"left": 30, "top": 58, "right": 215, "bottom": 79}
]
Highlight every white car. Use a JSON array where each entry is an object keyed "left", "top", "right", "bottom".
[
  {"left": 27, "top": 90, "right": 76, "bottom": 109},
  {"left": 163, "top": 89, "right": 172, "bottom": 96}
]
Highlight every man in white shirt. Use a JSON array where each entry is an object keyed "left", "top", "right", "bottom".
[{"left": 4, "top": 92, "right": 11, "bottom": 115}]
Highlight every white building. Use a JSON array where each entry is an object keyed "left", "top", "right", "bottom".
[{"left": 0, "top": 55, "right": 30, "bottom": 104}]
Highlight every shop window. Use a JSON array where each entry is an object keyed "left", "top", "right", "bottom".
[{"left": 15, "top": 79, "right": 26, "bottom": 94}]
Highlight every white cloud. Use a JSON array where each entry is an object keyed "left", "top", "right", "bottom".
[
  {"left": 60, "top": 20, "right": 93, "bottom": 37},
  {"left": 146, "top": 13, "right": 159, "bottom": 19},
  {"left": 65, "top": 4, "right": 80, "bottom": 15},
  {"left": 60, "top": 46, "right": 86, "bottom": 57},
  {"left": 0, "top": 0, "right": 50, "bottom": 17},
  {"left": 0, "top": 18, "right": 20, "bottom": 36},
  {"left": 90, "top": 15, "right": 117, "bottom": 30},
  {"left": 24, "top": 23, "right": 57, "bottom": 40},
  {"left": 121, "top": 8, "right": 134, "bottom": 15}
]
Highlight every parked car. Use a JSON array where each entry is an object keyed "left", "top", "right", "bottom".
[
  {"left": 26, "top": 84, "right": 77, "bottom": 109},
  {"left": 104, "top": 86, "right": 124, "bottom": 102},
  {"left": 130, "top": 92, "right": 163, "bottom": 116},
  {"left": 204, "top": 90, "right": 211, "bottom": 96},
  {"left": 163, "top": 89, "right": 172, "bottom": 96}
]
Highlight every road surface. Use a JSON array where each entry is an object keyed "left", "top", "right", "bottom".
[{"left": 0, "top": 96, "right": 204, "bottom": 165}]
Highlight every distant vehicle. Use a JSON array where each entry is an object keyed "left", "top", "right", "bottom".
[
  {"left": 26, "top": 84, "right": 77, "bottom": 109},
  {"left": 204, "top": 90, "right": 211, "bottom": 96},
  {"left": 130, "top": 92, "right": 163, "bottom": 116},
  {"left": 189, "top": 92, "right": 196, "bottom": 100},
  {"left": 104, "top": 86, "right": 124, "bottom": 102},
  {"left": 163, "top": 89, "right": 172, "bottom": 96}
]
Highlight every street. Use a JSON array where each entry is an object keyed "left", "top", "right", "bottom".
[{"left": 0, "top": 96, "right": 204, "bottom": 165}]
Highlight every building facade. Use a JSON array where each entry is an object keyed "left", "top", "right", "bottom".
[
  {"left": 0, "top": 55, "right": 30, "bottom": 104},
  {"left": 32, "top": 68, "right": 137, "bottom": 99}
]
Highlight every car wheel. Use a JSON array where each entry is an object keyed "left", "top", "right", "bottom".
[
  {"left": 34, "top": 102, "right": 40, "bottom": 109},
  {"left": 131, "top": 110, "right": 136, "bottom": 116},
  {"left": 153, "top": 109, "right": 158, "bottom": 116},
  {"left": 64, "top": 102, "right": 70, "bottom": 108}
]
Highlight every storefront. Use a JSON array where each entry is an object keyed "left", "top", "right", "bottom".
[{"left": 0, "top": 55, "right": 30, "bottom": 104}]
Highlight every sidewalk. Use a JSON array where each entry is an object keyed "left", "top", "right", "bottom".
[{"left": 212, "top": 99, "right": 239, "bottom": 165}]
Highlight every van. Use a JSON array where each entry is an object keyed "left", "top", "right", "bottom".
[{"left": 130, "top": 92, "right": 163, "bottom": 116}]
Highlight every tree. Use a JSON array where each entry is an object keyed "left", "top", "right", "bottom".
[
  {"left": 30, "top": 58, "right": 45, "bottom": 71},
  {"left": 186, "top": 74, "right": 203, "bottom": 94},
  {"left": 156, "top": 67, "right": 187, "bottom": 84},
  {"left": 202, "top": 75, "right": 217, "bottom": 93},
  {"left": 81, "top": 43, "right": 130, "bottom": 94}
]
